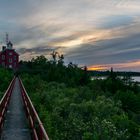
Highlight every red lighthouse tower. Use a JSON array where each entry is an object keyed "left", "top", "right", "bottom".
[{"left": 0, "top": 34, "right": 19, "bottom": 70}]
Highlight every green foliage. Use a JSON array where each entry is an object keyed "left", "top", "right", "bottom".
[
  {"left": 19, "top": 55, "right": 90, "bottom": 86},
  {"left": 20, "top": 55, "right": 140, "bottom": 140},
  {"left": 115, "top": 90, "right": 140, "bottom": 113},
  {"left": 21, "top": 75, "right": 140, "bottom": 140},
  {"left": 0, "top": 68, "right": 13, "bottom": 99}
]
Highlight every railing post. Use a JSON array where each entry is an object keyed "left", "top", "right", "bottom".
[
  {"left": 0, "top": 77, "right": 16, "bottom": 136},
  {"left": 18, "top": 77, "right": 49, "bottom": 140}
]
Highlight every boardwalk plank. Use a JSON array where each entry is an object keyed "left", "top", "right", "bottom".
[{"left": 1, "top": 78, "right": 31, "bottom": 140}]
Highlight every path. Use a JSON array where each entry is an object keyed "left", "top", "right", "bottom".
[{"left": 1, "top": 78, "right": 31, "bottom": 140}]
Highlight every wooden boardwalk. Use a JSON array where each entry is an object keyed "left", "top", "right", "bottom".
[{"left": 1, "top": 78, "right": 31, "bottom": 140}]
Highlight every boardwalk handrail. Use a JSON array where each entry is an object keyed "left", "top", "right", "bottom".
[
  {"left": 0, "top": 77, "right": 16, "bottom": 133},
  {"left": 18, "top": 77, "right": 49, "bottom": 140}
]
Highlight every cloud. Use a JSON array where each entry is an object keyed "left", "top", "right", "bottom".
[
  {"left": 88, "top": 60, "right": 140, "bottom": 71},
  {"left": 98, "top": 15, "right": 134, "bottom": 29},
  {"left": 64, "top": 29, "right": 140, "bottom": 70},
  {"left": 0, "top": 0, "right": 140, "bottom": 71}
]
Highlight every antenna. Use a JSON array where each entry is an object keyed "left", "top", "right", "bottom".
[{"left": 6, "top": 33, "right": 9, "bottom": 44}]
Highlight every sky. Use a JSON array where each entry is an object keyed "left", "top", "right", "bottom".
[{"left": 0, "top": 0, "right": 140, "bottom": 71}]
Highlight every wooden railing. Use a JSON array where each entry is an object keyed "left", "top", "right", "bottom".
[
  {"left": 18, "top": 77, "right": 49, "bottom": 140},
  {"left": 0, "top": 77, "right": 16, "bottom": 133}
]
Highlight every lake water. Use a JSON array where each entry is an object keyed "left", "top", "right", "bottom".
[
  {"left": 91, "top": 76, "right": 140, "bottom": 82},
  {"left": 132, "top": 77, "right": 140, "bottom": 82}
]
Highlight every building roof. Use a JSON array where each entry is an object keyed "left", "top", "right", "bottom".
[
  {"left": 7, "top": 41, "right": 13, "bottom": 46},
  {"left": 0, "top": 49, "right": 19, "bottom": 56}
]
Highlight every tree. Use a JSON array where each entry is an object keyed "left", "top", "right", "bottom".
[
  {"left": 31, "top": 55, "right": 47, "bottom": 65},
  {"left": 50, "top": 51, "right": 58, "bottom": 63}
]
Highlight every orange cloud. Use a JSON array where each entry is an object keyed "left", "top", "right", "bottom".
[
  {"left": 88, "top": 66, "right": 108, "bottom": 71},
  {"left": 88, "top": 60, "right": 140, "bottom": 71},
  {"left": 49, "top": 29, "right": 116, "bottom": 48}
]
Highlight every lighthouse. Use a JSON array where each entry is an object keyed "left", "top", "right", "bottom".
[{"left": 0, "top": 34, "right": 19, "bottom": 70}]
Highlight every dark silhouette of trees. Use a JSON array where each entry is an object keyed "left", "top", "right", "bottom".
[
  {"left": 50, "top": 51, "right": 58, "bottom": 63},
  {"left": 31, "top": 55, "right": 48, "bottom": 65},
  {"left": 19, "top": 53, "right": 140, "bottom": 140},
  {"left": 19, "top": 53, "right": 90, "bottom": 86},
  {"left": 58, "top": 54, "right": 64, "bottom": 65}
]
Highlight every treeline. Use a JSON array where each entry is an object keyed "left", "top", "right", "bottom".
[
  {"left": 20, "top": 54, "right": 140, "bottom": 140},
  {"left": 89, "top": 70, "right": 140, "bottom": 77},
  {"left": 19, "top": 55, "right": 89, "bottom": 86}
]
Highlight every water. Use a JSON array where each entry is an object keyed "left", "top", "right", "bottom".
[
  {"left": 132, "top": 77, "right": 140, "bottom": 82},
  {"left": 91, "top": 76, "right": 140, "bottom": 82}
]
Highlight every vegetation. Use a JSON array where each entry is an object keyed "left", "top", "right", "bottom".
[
  {"left": 19, "top": 54, "right": 140, "bottom": 140},
  {"left": 0, "top": 67, "right": 13, "bottom": 98}
]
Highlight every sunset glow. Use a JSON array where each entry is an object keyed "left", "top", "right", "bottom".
[
  {"left": 0, "top": 0, "right": 140, "bottom": 71},
  {"left": 88, "top": 60, "right": 140, "bottom": 71},
  {"left": 88, "top": 66, "right": 107, "bottom": 71}
]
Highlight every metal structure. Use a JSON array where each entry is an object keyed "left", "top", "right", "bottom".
[
  {"left": 19, "top": 77, "right": 49, "bottom": 140},
  {"left": 0, "top": 77, "right": 16, "bottom": 132},
  {"left": 0, "top": 77, "right": 49, "bottom": 140}
]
